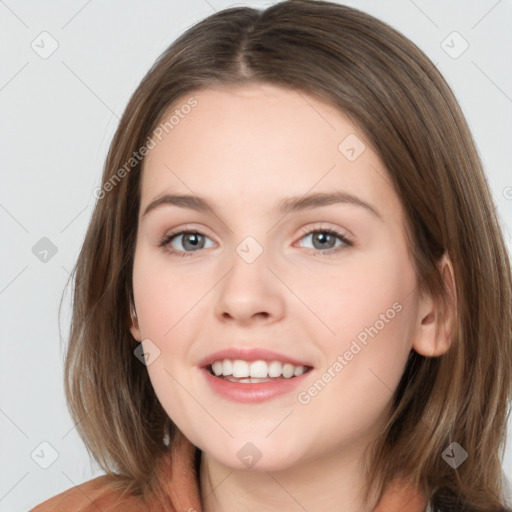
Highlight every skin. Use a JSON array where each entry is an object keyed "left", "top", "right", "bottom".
[{"left": 130, "top": 83, "right": 455, "bottom": 512}]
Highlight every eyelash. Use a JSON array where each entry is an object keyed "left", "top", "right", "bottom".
[{"left": 159, "top": 224, "right": 353, "bottom": 258}]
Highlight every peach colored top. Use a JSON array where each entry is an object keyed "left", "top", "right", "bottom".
[{"left": 32, "top": 430, "right": 428, "bottom": 511}]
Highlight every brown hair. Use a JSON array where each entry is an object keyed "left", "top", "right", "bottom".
[{"left": 61, "top": 1, "right": 512, "bottom": 510}]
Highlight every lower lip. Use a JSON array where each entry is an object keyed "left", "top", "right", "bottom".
[{"left": 200, "top": 367, "right": 313, "bottom": 403}]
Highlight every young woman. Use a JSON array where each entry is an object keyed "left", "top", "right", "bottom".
[{"left": 33, "top": 1, "right": 512, "bottom": 511}]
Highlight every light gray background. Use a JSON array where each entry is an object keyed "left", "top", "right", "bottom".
[{"left": 1, "top": 1, "right": 511, "bottom": 510}]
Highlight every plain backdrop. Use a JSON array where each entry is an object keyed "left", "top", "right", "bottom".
[{"left": 1, "top": 1, "right": 511, "bottom": 510}]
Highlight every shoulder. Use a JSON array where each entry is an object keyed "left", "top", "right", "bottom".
[
  {"left": 426, "top": 495, "right": 512, "bottom": 512},
  {"left": 30, "top": 474, "right": 149, "bottom": 512}
]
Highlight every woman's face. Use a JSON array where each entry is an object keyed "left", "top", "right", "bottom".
[{"left": 130, "top": 83, "right": 430, "bottom": 472}]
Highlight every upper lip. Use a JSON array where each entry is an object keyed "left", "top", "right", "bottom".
[{"left": 198, "top": 347, "right": 313, "bottom": 369}]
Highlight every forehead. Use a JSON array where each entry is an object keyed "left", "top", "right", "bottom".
[{"left": 139, "top": 83, "right": 399, "bottom": 221}]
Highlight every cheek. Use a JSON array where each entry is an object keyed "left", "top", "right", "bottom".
[
  {"left": 305, "top": 249, "right": 415, "bottom": 337},
  {"left": 294, "top": 256, "right": 417, "bottom": 435},
  {"left": 305, "top": 249, "right": 417, "bottom": 401},
  {"left": 132, "top": 247, "right": 208, "bottom": 338}
]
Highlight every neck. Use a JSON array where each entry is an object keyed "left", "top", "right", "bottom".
[{"left": 199, "top": 442, "right": 381, "bottom": 512}]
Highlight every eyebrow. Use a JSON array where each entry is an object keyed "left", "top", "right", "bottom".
[{"left": 142, "top": 191, "right": 381, "bottom": 219}]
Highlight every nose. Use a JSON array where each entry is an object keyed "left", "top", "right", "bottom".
[{"left": 214, "top": 244, "right": 285, "bottom": 326}]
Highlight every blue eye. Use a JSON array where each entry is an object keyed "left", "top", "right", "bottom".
[
  {"left": 159, "top": 231, "right": 214, "bottom": 256},
  {"left": 159, "top": 227, "right": 352, "bottom": 257},
  {"left": 296, "top": 228, "right": 352, "bottom": 255}
]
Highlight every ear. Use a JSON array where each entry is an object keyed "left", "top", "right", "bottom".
[
  {"left": 129, "top": 301, "right": 143, "bottom": 342},
  {"left": 412, "top": 252, "right": 457, "bottom": 358}
]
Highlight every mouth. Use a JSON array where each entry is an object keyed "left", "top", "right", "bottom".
[
  {"left": 200, "top": 361, "right": 314, "bottom": 403},
  {"left": 197, "top": 349, "right": 315, "bottom": 402},
  {"left": 204, "top": 360, "right": 314, "bottom": 384}
]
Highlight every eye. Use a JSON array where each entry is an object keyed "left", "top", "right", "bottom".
[
  {"left": 159, "top": 225, "right": 353, "bottom": 257},
  {"left": 295, "top": 226, "right": 353, "bottom": 256},
  {"left": 159, "top": 229, "right": 214, "bottom": 257}
]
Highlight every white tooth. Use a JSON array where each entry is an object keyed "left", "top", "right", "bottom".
[
  {"left": 224, "top": 376, "right": 272, "bottom": 383},
  {"left": 210, "top": 358, "right": 307, "bottom": 378},
  {"left": 294, "top": 365, "right": 305, "bottom": 377},
  {"left": 232, "top": 360, "right": 250, "bottom": 378},
  {"left": 268, "top": 360, "right": 283, "bottom": 378},
  {"left": 249, "top": 360, "right": 268, "bottom": 378},
  {"left": 222, "top": 359, "right": 233, "bottom": 376},
  {"left": 212, "top": 361, "right": 224, "bottom": 376},
  {"left": 282, "top": 363, "right": 295, "bottom": 378}
]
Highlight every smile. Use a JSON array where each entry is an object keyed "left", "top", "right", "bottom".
[{"left": 202, "top": 362, "right": 314, "bottom": 403}]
